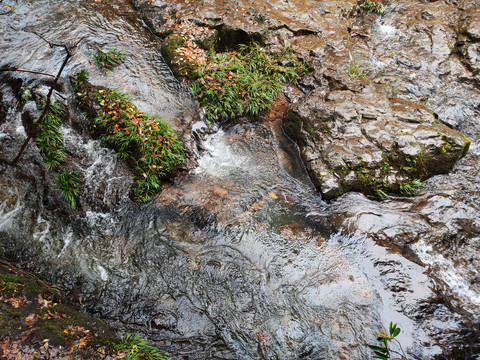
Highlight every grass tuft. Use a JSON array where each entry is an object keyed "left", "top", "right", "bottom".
[
  {"left": 92, "top": 89, "right": 185, "bottom": 201},
  {"left": 192, "top": 43, "right": 308, "bottom": 122},
  {"left": 74, "top": 72, "right": 185, "bottom": 202},
  {"left": 93, "top": 47, "right": 125, "bottom": 73},
  {"left": 348, "top": 63, "right": 368, "bottom": 80},
  {"left": 119, "top": 333, "right": 169, "bottom": 360},
  {"left": 35, "top": 101, "right": 67, "bottom": 170},
  {"left": 398, "top": 179, "right": 424, "bottom": 195}
]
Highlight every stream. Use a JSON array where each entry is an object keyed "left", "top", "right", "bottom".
[{"left": 1, "top": 0, "right": 479, "bottom": 359}]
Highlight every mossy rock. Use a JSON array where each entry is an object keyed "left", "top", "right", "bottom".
[
  {"left": 160, "top": 35, "right": 199, "bottom": 79},
  {"left": 283, "top": 88, "right": 471, "bottom": 200},
  {"left": 216, "top": 24, "right": 265, "bottom": 51},
  {"left": 0, "top": 262, "right": 118, "bottom": 357}
]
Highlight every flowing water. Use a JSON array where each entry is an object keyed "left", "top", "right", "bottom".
[{"left": 0, "top": 0, "right": 479, "bottom": 359}]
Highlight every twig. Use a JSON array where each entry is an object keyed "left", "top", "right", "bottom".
[
  {"left": 0, "top": 259, "right": 63, "bottom": 298},
  {"left": 392, "top": 338, "right": 408, "bottom": 359},
  {"left": 0, "top": 67, "right": 56, "bottom": 77},
  {"left": 10, "top": 34, "right": 75, "bottom": 165},
  {"left": 2, "top": 31, "right": 85, "bottom": 166}
]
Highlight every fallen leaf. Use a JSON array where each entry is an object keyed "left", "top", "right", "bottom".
[
  {"left": 251, "top": 200, "right": 264, "bottom": 210},
  {"left": 25, "top": 313, "right": 37, "bottom": 326},
  {"left": 268, "top": 192, "right": 278, "bottom": 199}
]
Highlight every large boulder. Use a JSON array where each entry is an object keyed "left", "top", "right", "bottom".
[{"left": 284, "top": 86, "right": 471, "bottom": 199}]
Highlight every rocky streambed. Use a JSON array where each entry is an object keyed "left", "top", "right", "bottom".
[{"left": 1, "top": 0, "right": 480, "bottom": 359}]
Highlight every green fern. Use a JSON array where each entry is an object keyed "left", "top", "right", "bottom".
[
  {"left": 35, "top": 102, "right": 67, "bottom": 170},
  {"left": 56, "top": 169, "right": 80, "bottom": 209}
]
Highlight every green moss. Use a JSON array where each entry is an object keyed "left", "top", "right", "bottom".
[
  {"left": 0, "top": 274, "right": 22, "bottom": 292},
  {"left": 90, "top": 334, "right": 122, "bottom": 350},
  {"left": 161, "top": 35, "right": 197, "bottom": 79},
  {"left": 354, "top": 165, "right": 376, "bottom": 189},
  {"left": 306, "top": 125, "right": 315, "bottom": 137},
  {"left": 334, "top": 165, "right": 350, "bottom": 179},
  {"left": 217, "top": 25, "right": 264, "bottom": 51},
  {"left": 0, "top": 263, "right": 145, "bottom": 358},
  {"left": 440, "top": 142, "right": 449, "bottom": 154},
  {"left": 400, "top": 152, "right": 427, "bottom": 179},
  {"left": 194, "top": 34, "right": 217, "bottom": 52},
  {"left": 461, "top": 134, "right": 471, "bottom": 158}
]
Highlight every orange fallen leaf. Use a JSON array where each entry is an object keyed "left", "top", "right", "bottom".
[
  {"left": 268, "top": 192, "right": 278, "bottom": 199},
  {"left": 251, "top": 200, "right": 264, "bottom": 210},
  {"left": 25, "top": 313, "right": 37, "bottom": 326}
]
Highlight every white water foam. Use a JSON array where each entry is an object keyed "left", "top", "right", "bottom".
[
  {"left": 195, "top": 129, "right": 250, "bottom": 177},
  {"left": 413, "top": 238, "right": 480, "bottom": 307},
  {"left": 0, "top": 199, "right": 23, "bottom": 230},
  {"left": 33, "top": 214, "right": 51, "bottom": 244}
]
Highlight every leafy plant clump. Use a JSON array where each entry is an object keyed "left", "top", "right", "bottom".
[
  {"left": 118, "top": 333, "right": 169, "bottom": 360},
  {"left": 35, "top": 101, "right": 67, "bottom": 170},
  {"left": 192, "top": 43, "right": 308, "bottom": 122},
  {"left": 368, "top": 322, "right": 408, "bottom": 359},
  {"left": 74, "top": 71, "right": 185, "bottom": 202},
  {"left": 93, "top": 47, "right": 125, "bottom": 73},
  {"left": 56, "top": 170, "right": 80, "bottom": 209},
  {"left": 348, "top": 63, "right": 368, "bottom": 80},
  {"left": 398, "top": 179, "right": 424, "bottom": 195},
  {"left": 33, "top": 100, "right": 80, "bottom": 209},
  {"left": 360, "top": 0, "right": 385, "bottom": 15}
]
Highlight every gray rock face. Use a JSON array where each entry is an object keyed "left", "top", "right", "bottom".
[
  {"left": 284, "top": 86, "right": 470, "bottom": 199},
  {"left": 133, "top": 0, "right": 474, "bottom": 200},
  {"left": 457, "top": 9, "right": 480, "bottom": 76}
]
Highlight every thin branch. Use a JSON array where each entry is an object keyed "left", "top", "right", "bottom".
[
  {"left": 392, "top": 338, "right": 408, "bottom": 359},
  {"left": 11, "top": 50, "right": 72, "bottom": 164},
  {"left": 10, "top": 40, "right": 73, "bottom": 165},
  {"left": 0, "top": 66, "right": 56, "bottom": 77},
  {"left": 0, "top": 259, "right": 63, "bottom": 297},
  {"left": 3, "top": 31, "right": 84, "bottom": 166}
]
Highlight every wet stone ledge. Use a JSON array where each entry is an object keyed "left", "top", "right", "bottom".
[{"left": 283, "top": 86, "right": 471, "bottom": 199}]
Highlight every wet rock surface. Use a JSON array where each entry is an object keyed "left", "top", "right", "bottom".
[
  {"left": 134, "top": 0, "right": 476, "bottom": 199},
  {"left": 284, "top": 86, "right": 470, "bottom": 198},
  {"left": 1, "top": 0, "right": 480, "bottom": 359},
  {"left": 457, "top": 7, "right": 480, "bottom": 78}
]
